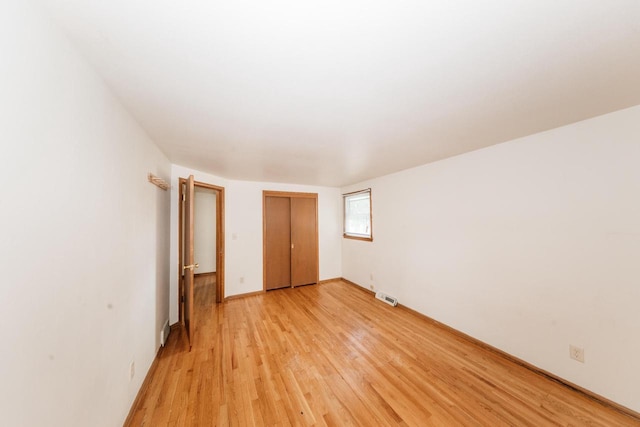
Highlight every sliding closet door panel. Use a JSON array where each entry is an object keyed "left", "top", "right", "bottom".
[
  {"left": 265, "top": 196, "right": 291, "bottom": 290},
  {"left": 291, "top": 197, "right": 318, "bottom": 287}
]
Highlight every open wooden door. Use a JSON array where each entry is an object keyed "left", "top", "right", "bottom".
[{"left": 183, "top": 175, "right": 197, "bottom": 349}]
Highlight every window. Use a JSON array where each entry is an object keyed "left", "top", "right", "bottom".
[{"left": 343, "top": 189, "right": 372, "bottom": 241}]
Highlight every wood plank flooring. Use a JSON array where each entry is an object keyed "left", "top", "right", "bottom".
[{"left": 126, "top": 279, "right": 639, "bottom": 426}]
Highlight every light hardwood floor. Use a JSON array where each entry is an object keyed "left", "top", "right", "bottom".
[{"left": 126, "top": 279, "right": 639, "bottom": 426}]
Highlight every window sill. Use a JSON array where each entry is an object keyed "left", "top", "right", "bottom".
[{"left": 343, "top": 234, "right": 373, "bottom": 242}]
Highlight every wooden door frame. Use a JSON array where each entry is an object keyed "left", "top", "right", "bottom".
[
  {"left": 179, "top": 179, "right": 225, "bottom": 323},
  {"left": 262, "top": 190, "right": 319, "bottom": 291}
]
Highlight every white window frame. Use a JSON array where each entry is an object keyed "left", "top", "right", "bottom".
[{"left": 343, "top": 188, "right": 372, "bottom": 241}]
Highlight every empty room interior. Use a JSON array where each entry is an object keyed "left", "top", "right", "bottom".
[{"left": 2, "top": 0, "right": 640, "bottom": 426}]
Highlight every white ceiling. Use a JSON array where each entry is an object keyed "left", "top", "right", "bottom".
[{"left": 39, "top": 0, "right": 640, "bottom": 187}]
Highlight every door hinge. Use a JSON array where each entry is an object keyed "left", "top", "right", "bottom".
[
  {"left": 180, "top": 295, "right": 185, "bottom": 303},
  {"left": 181, "top": 193, "right": 185, "bottom": 202}
]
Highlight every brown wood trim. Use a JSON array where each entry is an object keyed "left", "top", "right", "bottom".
[
  {"left": 224, "top": 290, "right": 265, "bottom": 301},
  {"left": 370, "top": 189, "right": 373, "bottom": 241},
  {"left": 315, "top": 196, "right": 319, "bottom": 285},
  {"left": 178, "top": 179, "right": 184, "bottom": 324},
  {"left": 195, "top": 180, "right": 225, "bottom": 302},
  {"left": 343, "top": 234, "right": 373, "bottom": 242},
  {"left": 178, "top": 178, "right": 226, "bottom": 311},
  {"left": 123, "top": 346, "right": 164, "bottom": 426},
  {"left": 262, "top": 193, "right": 267, "bottom": 292},
  {"left": 342, "top": 188, "right": 370, "bottom": 197},
  {"left": 318, "top": 277, "right": 341, "bottom": 285},
  {"left": 338, "top": 277, "right": 640, "bottom": 422},
  {"left": 217, "top": 184, "right": 225, "bottom": 302},
  {"left": 339, "top": 277, "right": 376, "bottom": 296},
  {"left": 263, "top": 190, "right": 319, "bottom": 199},
  {"left": 193, "top": 180, "right": 224, "bottom": 192},
  {"left": 342, "top": 188, "right": 373, "bottom": 242},
  {"left": 194, "top": 272, "right": 217, "bottom": 278}
]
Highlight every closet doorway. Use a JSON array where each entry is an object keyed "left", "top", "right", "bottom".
[
  {"left": 263, "top": 191, "right": 318, "bottom": 291},
  {"left": 178, "top": 178, "right": 225, "bottom": 347}
]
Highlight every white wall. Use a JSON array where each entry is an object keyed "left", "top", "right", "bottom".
[
  {"left": 169, "top": 165, "right": 342, "bottom": 323},
  {"left": 342, "top": 105, "right": 640, "bottom": 413},
  {"left": 194, "top": 187, "right": 216, "bottom": 273},
  {"left": 0, "top": 2, "right": 171, "bottom": 426}
]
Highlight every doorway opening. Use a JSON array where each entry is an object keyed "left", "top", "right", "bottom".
[{"left": 178, "top": 178, "right": 225, "bottom": 331}]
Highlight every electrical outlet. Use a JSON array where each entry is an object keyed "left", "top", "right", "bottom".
[
  {"left": 569, "top": 345, "right": 585, "bottom": 363},
  {"left": 129, "top": 361, "right": 135, "bottom": 380},
  {"left": 239, "top": 277, "right": 244, "bottom": 284},
  {"left": 370, "top": 273, "right": 374, "bottom": 280}
]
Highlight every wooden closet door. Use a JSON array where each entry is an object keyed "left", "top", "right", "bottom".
[
  {"left": 265, "top": 196, "right": 291, "bottom": 290},
  {"left": 290, "top": 197, "right": 318, "bottom": 287}
]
